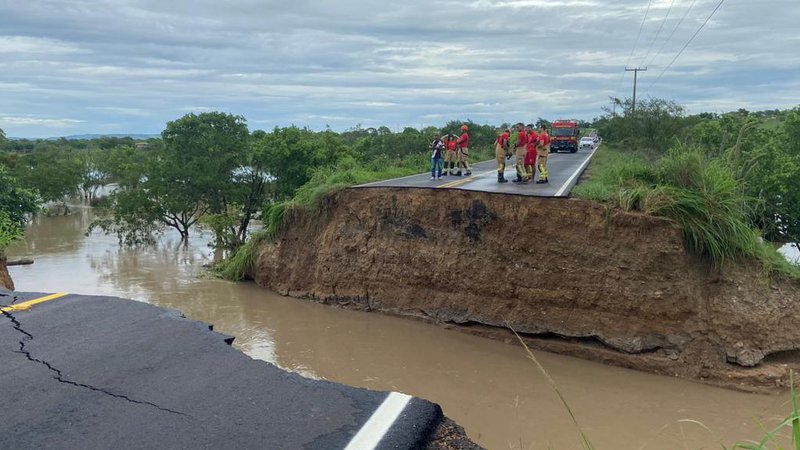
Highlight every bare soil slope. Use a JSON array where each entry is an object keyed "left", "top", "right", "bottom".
[
  {"left": 0, "top": 256, "right": 13, "bottom": 290},
  {"left": 252, "top": 187, "right": 800, "bottom": 391}
]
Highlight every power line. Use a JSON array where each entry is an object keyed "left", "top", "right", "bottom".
[
  {"left": 646, "top": 0, "right": 698, "bottom": 68},
  {"left": 625, "top": 0, "right": 654, "bottom": 69},
  {"left": 644, "top": 0, "right": 727, "bottom": 94},
  {"left": 639, "top": 0, "right": 676, "bottom": 67},
  {"left": 612, "top": 0, "right": 654, "bottom": 111}
]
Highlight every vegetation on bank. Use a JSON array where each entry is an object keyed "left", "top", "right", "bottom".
[{"left": 574, "top": 100, "right": 800, "bottom": 277}]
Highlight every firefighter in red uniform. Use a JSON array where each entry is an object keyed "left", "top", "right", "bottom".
[
  {"left": 443, "top": 133, "right": 457, "bottom": 175},
  {"left": 536, "top": 124, "right": 550, "bottom": 184},
  {"left": 456, "top": 124, "right": 471, "bottom": 176},
  {"left": 524, "top": 124, "right": 539, "bottom": 183},
  {"left": 494, "top": 128, "right": 511, "bottom": 183},
  {"left": 512, "top": 123, "right": 528, "bottom": 183}
]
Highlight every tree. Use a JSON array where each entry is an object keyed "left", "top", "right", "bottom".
[
  {"left": 95, "top": 112, "right": 250, "bottom": 244},
  {"left": 597, "top": 97, "right": 690, "bottom": 154},
  {"left": 11, "top": 148, "right": 82, "bottom": 212},
  {"left": 78, "top": 148, "right": 113, "bottom": 200},
  {"left": 255, "top": 126, "right": 352, "bottom": 199},
  {"left": 0, "top": 167, "right": 39, "bottom": 250},
  {"left": 203, "top": 134, "right": 272, "bottom": 249}
]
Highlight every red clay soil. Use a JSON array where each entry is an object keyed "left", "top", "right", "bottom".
[{"left": 251, "top": 187, "right": 800, "bottom": 392}]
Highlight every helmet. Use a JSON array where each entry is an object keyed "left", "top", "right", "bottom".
[{"left": 460, "top": 124, "right": 468, "bottom": 131}]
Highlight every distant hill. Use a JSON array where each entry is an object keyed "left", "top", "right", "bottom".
[
  {"left": 8, "top": 133, "right": 160, "bottom": 141},
  {"left": 51, "top": 133, "right": 160, "bottom": 141}
]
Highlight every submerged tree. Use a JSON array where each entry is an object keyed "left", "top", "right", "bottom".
[{"left": 93, "top": 112, "right": 250, "bottom": 245}]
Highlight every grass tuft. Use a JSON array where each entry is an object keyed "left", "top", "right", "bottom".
[{"left": 574, "top": 145, "right": 800, "bottom": 276}]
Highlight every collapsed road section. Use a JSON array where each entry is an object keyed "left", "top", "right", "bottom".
[{"left": 0, "top": 290, "right": 479, "bottom": 449}]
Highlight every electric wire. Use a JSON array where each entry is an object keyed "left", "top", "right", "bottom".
[
  {"left": 638, "top": 0, "right": 676, "bottom": 67},
  {"left": 625, "top": 0, "right": 654, "bottom": 69},
  {"left": 613, "top": 0, "right": 654, "bottom": 102},
  {"left": 644, "top": 0, "right": 727, "bottom": 94},
  {"left": 646, "top": 0, "right": 698, "bottom": 68}
]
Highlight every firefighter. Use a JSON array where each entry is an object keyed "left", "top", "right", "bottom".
[
  {"left": 456, "top": 124, "right": 471, "bottom": 176},
  {"left": 495, "top": 128, "right": 511, "bottom": 183},
  {"left": 512, "top": 123, "right": 528, "bottom": 183},
  {"left": 524, "top": 124, "right": 539, "bottom": 182},
  {"left": 536, "top": 123, "right": 550, "bottom": 184},
  {"left": 443, "top": 133, "right": 457, "bottom": 175}
]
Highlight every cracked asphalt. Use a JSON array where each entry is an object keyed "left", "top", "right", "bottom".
[{"left": 0, "top": 290, "right": 442, "bottom": 449}]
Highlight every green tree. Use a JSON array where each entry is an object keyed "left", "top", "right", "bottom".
[
  {"left": 11, "top": 148, "right": 82, "bottom": 211},
  {"left": 254, "top": 126, "right": 351, "bottom": 199},
  {"left": 203, "top": 134, "right": 273, "bottom": 250},
  {"left": 597, "top": 97, "right": 691, "bottom": 154},
  {"left": 78, "top": 148, "right": 113, "bottom": 200},
  {"left": 0, "top": 167, "right": 39, "bottom": 251},
  {"left": 95, "top": 112, "right": 250, "bottom": 244}
]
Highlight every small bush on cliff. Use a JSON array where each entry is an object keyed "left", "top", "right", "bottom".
[{"left": 214, "top": 230, "right": 270, "bottom": 281}]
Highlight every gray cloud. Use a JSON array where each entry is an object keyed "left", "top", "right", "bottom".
[{"left": 0, "top": 0, "right": 798, "bottom": 137}]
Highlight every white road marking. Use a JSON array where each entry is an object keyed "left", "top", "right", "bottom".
[
  {"left": 554, "top": 144, "right": 601, "bottom": 197},
  {"left": 357, "top": 171, "right": 441, "bottom": 187},
  {"left": 344, "top": 392, "right": 412, "bottom": 450}
]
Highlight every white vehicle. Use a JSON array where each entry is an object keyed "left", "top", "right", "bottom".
[{"left": 579, "top": 137, "right": 595, "bottom": 151}]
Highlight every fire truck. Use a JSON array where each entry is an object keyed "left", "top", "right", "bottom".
[{"left": 550, "top": 119, "right": 580, "bottom": 153}]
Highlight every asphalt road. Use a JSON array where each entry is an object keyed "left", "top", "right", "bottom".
[
  {"left": 0, "top": 290, "right": 442, "bottom": 449},
  {"left": 357, "top": 144, "right": 599, "bottom": 197}
]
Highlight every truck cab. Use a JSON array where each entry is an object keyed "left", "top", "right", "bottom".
[{"left": 550, "top": 120, "right": 580, "bottom": 153}]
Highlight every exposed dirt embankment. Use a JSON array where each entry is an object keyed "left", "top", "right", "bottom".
[
  {"left": 252, "top": 187, "right": 800, "bottom": 391},
  {"left": 0, "top": 256, "right": 13, "bottom": 291}
]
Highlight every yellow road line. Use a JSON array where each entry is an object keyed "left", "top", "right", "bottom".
[
  {"left": 1, "top": 293, "right": 69, "bottom": 313},
  {"left": 437, "top": 169, "right": 497, "bottom": 189}
]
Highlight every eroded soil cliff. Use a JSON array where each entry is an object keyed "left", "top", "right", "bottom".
[
  {"left": 0, "top": 256, "right": 13, "bottom": 291},
  {"left": 252, "top": 187, "right": 800, "bottom": 391}
]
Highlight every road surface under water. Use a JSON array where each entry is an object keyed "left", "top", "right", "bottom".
[{"left": 7, "top": 205, "right": 795, "bottom": 449}]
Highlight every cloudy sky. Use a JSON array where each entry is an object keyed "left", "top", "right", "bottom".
[{"left": 1, "top": 0, "right": 798, "bottom": 137}]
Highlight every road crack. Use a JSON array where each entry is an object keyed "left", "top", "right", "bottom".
[{"left": 1, "top": 310, "right": 189, "bottom": 417}]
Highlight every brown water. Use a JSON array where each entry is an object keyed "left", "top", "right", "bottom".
[{"left": 7, "top": 205, "right": 793, "bottom": 449}]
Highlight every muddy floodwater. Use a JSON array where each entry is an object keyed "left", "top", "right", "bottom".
[{"left": 7, "top": 205, "right": 794, "bottom": 449}]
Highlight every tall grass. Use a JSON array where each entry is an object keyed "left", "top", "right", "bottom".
[
  {"left": 214, "top": 230, "right": 270, "bottom": 281},
  {"left": 574, "top": 145, "right": 800, "bottom": 276}
]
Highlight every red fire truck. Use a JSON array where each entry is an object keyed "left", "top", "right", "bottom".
[{"left": 550, "top": 120, "right": 580, "bottom": 153}]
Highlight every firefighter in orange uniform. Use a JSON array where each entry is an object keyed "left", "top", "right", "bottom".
[
  {"left": 524, "top": 124, "right": 539, "bottom": 182},
  {"left": 495, "top": 128, "right": 511, "bottom": 183},
  {"left": 536, "top": 124, "right": 550, "bottom": 184},
  {"left": 456, "top": 124, "right": 471, "bottom": 176},
  {"left": 443, "top": 133, "right": 457, "bottom": 175},
  {"left": 512, "top": 123, "right": 528, "bottom": 183}
]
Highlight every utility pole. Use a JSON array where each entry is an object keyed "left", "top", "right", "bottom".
[{"left": 625, "top": 67, "right": 647, "bottom": 113}]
